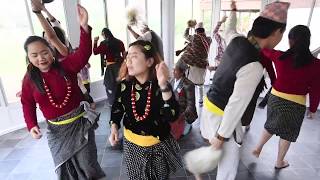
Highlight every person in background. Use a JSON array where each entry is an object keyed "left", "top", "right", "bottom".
[
  {"left": 127, "top": 23, "right": 164, "bottom": 59},
  {"left": 42, "top": 3, "right": 71, "bottom": 49},
  {"left": 31, "top": 0, "right": 69, "bottom": 59},
  {"left": 253, "top": 25, "right": 320, "bottom": 169},
  {"left": 78, "top": 63, "right": 95, "bottom": 109},
  {"left": 21, "top": 4, "right": 105, "bottom": 179},
  {"left": 109, "top": 40, "right": 182, "bottom": 179},
  {"left": 170, "top": 61, "right": 198, "bottom": 140},
  {"left": 93, "top": 28, "right": 125, "bottom": 106},
  {"left": 177, "top": 22, "right": 211, "bottom": 107},
  {"left": 175, "top": 19, "right": 197, "bottom": 57},
  {"left": 199, "top": 2, "right": 289, "bottom": 180},
  {"left": 207, "top": 16, "right": 227, "bottom": 71}
]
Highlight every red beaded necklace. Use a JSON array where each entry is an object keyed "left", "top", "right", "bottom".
[
  {"left": 43, "top": 76, "right": 72, "bottom": 109},
  {"left": 131, "top": 82, "right": 152, "bottom": 121}
]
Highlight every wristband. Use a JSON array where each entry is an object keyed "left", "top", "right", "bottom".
[
  {"left": 216, "top": 133, "right": 229, "bottom": 142},
  {"left": 160, "top": 84, "right": 171, "bottom": 92},
  {"left": 33, "top": 10, "right": 41, "bottom": 14}
]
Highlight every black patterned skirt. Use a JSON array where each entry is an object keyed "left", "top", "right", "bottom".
[
  {"left": 264, "top": 94, "right": 306, "bottom": 142},
  {"left": 123, "top": 136, "right": 183, "bottom": 180}
]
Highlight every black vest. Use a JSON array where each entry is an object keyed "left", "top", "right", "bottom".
[{"left": 207, "top": 36, "right": 265, "bottom": 125}]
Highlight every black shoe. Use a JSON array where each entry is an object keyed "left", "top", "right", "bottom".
[
  {"left": 257, "top": 103, "right": 266, "bottom": 109},
  {"left": 199, "top": 101, "right": 203, "bottom": 107}
]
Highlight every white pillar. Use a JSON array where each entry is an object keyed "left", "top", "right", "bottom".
[
  {"left": 63, "top": 0, "right": 80, "bottom": 48},
  {"left": 161, "top": 0, "right": 175, "bottom": 69},
  {"left": 210, "top": 0, "right": 221, "bottom": 37}
]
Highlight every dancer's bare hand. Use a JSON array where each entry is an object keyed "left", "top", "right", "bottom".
[
  {"left": 231, "top": 1, "right": 237, "bottom": 10},
  {"left": 221, "top": 16, "right": 228, "bottom": 23},
  {"left": 155, "top": 62, "right": 169, "bottom": 89},
  {"left": 30, "top": 126, "right": 42, "bottom": 139},
  {"left": 109, "top": 124, "right": 119, "bottom": 146},
  {"left": 77, "top": 4, "right": 89, "bottom": 32},
  {"left": 209, "top": 137, "right": 224, "bottom": 150},
  {"left": 31, "top": 0, "right": 44, "bottom": 12}
]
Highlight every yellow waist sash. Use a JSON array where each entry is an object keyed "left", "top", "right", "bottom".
[
  {"left": 124, "top": 128, "right": 160, "bottom": 147},
  {"left": 271, "top": 88, "right": 306, "bottom": 105},
  {"left": 204, "top": 96, "right": 224, "bottom": 116},
  {"left": 48, "top": 112, "right": 85, "bottom": 125},
  {"left": 82, "top": 80, "right": 90, "bottom": 85}
]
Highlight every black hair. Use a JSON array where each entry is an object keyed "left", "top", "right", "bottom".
[
  {"left": 129, "top": 40, "right": 157, "bottom": 59},
  {"left": 279, "top": 25, "right": 314, "bottom": 68},
  {"left": 24, "top": 36, "right": 65, "bottom": 93},
  {"left": 42, "top": 27, "right": 66, "bottom": 45},
  {"left": 118, "top": 40, "right": 161, "bottom": 81},
  {"left": 101, "top": 28, "right": 122, "bottom": 58},
  {"left": 196, "top": 28, "right": 205, "bottom": 34},
  {"left": 251, "top": 17, "right": 286, "bottom": 38}
]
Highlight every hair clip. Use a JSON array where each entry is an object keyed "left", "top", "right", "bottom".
[{"left": 144, "top": 45, "right": 151, "bottom": 51}]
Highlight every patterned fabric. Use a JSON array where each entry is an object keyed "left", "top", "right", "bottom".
[
  {"left": 169, "top": 77, "right": 197, "bottom": 139},
  {"left": 264, "top": 94, "right": 306, "bottom": 142},
  {"left": 170, "top": 77, "right": 197, "bottom": 124},
  {"left": 123, "top": 136, "right": 182, "bottom": 180},
  {"left": 47, "top": 102, "right": 105, "bottom": 179},
  {"left": 179, "top": 33, "right": 211, "bottom": 69},
  {"left": 213, "top": 21, "right": 226, "bottom": 62},
  {"left": 260, "top": 2, "right": 290, "bottom": 23},
  {"left": 110, "top": 79, "right": 180, "bottom": 141}
]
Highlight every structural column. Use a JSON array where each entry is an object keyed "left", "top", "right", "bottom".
[
  {"left": 63, "top": 0, "right": 80, "bottom": 48},
  {"left": 161, "top": 0, "right": 175, "bottom": 69}
]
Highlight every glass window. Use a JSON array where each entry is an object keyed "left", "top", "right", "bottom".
[
  {"left": 191, "top": 0, "right": 213, "bottom": 34},
  {"left": 309, "top": 0, "right": 320, "bottom": 51},
  {"left": 107, "top": 0, "right": 127, "bottom": 46},
  {"left": 175, "top": 0, "right": 193, "bottom": 62},
  {"left": 275, "top": 0, "right": 314, "bottom": 50},
  {"left": 80, "top": 0, "right": 106, "bottom": 82},
  {"left": 147, "top": 0, "right": 161, "bottom": 36},
  {"left": 27, "top": 0, "right": 67, "bottom": 37},
  {"left": 221, "top": 0, "right": 261, "bottom": 36},
  {"left": 0, "top": 0, "right": 32, "bottom": 103}
]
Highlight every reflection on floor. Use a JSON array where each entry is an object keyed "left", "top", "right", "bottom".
[{"left": 0, "top": 101, "right": 320, "bottom": 180}]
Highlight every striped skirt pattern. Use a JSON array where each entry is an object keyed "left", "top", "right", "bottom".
[
  {"left": 123, "top": 137, "right": 183, "bottom": 180},
  {"left": 264, "top": 94, "right": 306, "bottom": 142},
  {"left": 47, "top": 103, "right": 105, "bottom": 180}
]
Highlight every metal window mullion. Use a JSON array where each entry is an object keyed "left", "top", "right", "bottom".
[
  {"left": 307, "top": 0, "right": 317, "bottom": 26},
  {"left": 103, "top": 0, "right": 109, "bottom": 28},
  {"left": 25, "top": 0, "right": 35, "bottom": 35}
]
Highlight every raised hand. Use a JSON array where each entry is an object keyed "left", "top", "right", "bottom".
[
  {"left": 221, "top": 16, "right": 228, "bottom": 23},
  {"left": 155, "top": 62, "right": 169, "bottom": 89},
  {"left": 94, "top": 36, "right": 99, "bottom": 42},
  {"left": 77, "top": 4, "right": 89, "bottom": 32},
  {"left": 231, "top": 1, "right": 237, "bottom": 10},
  {"left": 31, "top": 0, "right": 45, "bottom": 12}
]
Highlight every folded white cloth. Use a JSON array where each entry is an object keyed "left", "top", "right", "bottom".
[{"left": 184, "top": 146, "right": 222, "bottom": 175}]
